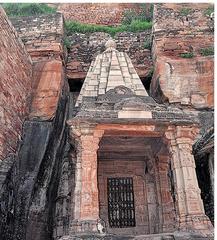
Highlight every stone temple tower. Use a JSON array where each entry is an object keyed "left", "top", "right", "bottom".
[{"left": 62, "top": 40, "right": 213, "bottom": 239}]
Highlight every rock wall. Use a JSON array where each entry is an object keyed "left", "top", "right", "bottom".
[
  {"left": 67, "top": 31, "right": 153, "bottom": 80},
  {"left": 0, "top": 7, "right": 32, "bottom": 176},
  {"left": 151, "top": 3, "right": 214, "bottom": 109},
  {"left": 0, "top": 10, "right": 70, "bottom": 240},
  {"left": 150, "top": 3, "right": 214, "bottom": 226},
  {"left": 57, "top": 3, "right": 144, "bottom": 26}
]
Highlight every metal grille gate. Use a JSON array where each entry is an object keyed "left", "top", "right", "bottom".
[{"left": 107, "top": 177, "right": 136, "bottom": 228}]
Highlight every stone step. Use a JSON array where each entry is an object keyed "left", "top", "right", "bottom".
[{"left": 59, "top": 232, "right": 213, "bottom": 240}]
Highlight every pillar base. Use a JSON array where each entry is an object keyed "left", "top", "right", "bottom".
[
  {"left": 69, "top": 219, "right": 106, "bottom": 236},
  {"left": 179, "top": 214, "right": 214, "bottom": 237}
]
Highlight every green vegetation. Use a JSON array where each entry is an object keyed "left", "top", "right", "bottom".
[
  {"left": 143, "top": 39, "right": 152, "bottom": 50},
  {"left": 180, "top": 7, "right": 192, "bottom": 16},
  {"left": 122, "top": 3, "right": 153, "bottom": 24},
  {"left": 1, "top": 3, "right": 56, "bottom": 16},
  {"left": 2, "top": 3, "right": 153, "bottom": 37},
  {"left": 122, "top": 10, "right": 138, "bottom": 25},
  {"left": 180, "top": 52, "right": 194, "bottom": 58},
  {"left": 147, "top": 67, "right": 154, "bottom": 78},
  {"left": 65, "top": 20, "right": 152, "bottom": 37},
  {"left": 200, "top": 47, "right": 214, "bottom": 56},
  {"left": 63, "top": 38, "right": 71, "bottom": 49},
  {"left": 204, "top": 6, "right": 214, "bottom": 16}
]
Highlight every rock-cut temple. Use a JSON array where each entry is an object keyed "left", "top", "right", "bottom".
[
  {"left": 0, "top": 4, "right": 214, "bottom": 240},
  {"left": 63, "top": 40, "right": 213, "bottom": 239}
]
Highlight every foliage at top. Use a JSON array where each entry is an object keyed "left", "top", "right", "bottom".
[
  {"left": 179, "top": 52, "right": 194, "bottom": 58},
  {"left": 200, "top": 47, "right": 214, "bottom": 56},
  {"left": 204, "top": 5, "right": 214, "bottom": 16},
  {"left": 180, "top": 7, "right": 192, "bottom": 16},
  {"left": 1, "top": 3, "right": 56, "bottom": 16},
  {"left": 65, "top": 20, "right": 152, "bottom": 37},
  {"left": 122, "top": 3, "right": 154, "bottom": 24}
]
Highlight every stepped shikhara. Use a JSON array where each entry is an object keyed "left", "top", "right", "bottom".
[
  {"left": 76, "top": 39, "right": 148, "bottom": 106},
  {"left": 0, "top": 3, "right": 214, "bottom": 240}
]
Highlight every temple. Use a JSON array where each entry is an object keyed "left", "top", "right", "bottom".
[
  {"left": 64, "top": 40, "right": 213, "bottom": 239},
  {"left": 0, "top": 3, "right": 214, "bottom": 240}
]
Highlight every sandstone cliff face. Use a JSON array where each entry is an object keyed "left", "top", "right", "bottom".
[
  {"left": 0, "top": 11, "right": 70, "bottom": 240},
  {"left": 0, "top": 7, "right": 32, "bottom": 164},
  {"left": 151, "top": 3, "right": 214, "bottom": 109}
]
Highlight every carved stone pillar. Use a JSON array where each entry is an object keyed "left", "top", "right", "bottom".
[
  {"left": 165, "top": 126, "right": 213, "bottom": 236},
  {"left": 69, "top": 123, "right": 104, "bottom": 235},
  {"left": 157, "top": 154, "right": 176, "bottom": 232}
]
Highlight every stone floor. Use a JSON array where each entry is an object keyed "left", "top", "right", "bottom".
[{"left": 59, "top": 231, "right": 214, "bottom": 240}]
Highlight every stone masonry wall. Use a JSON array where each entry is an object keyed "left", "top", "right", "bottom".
[
  {"left": 0, "top": 7, "right": 32, "bottom": 162},
  {"left": 98, "top": 159, "right": 149, "bottom": 235},
  {"left": 67, "top": 31, "right": 153, "bottom": 80},
  {"left": 9, "top": 13, "right": 153, "bottom": 82},
  {"left": 10, "top": 13, "right": 64, "bottom": 62},
  {"left": 151, "top": 3, "right": 214, "bottom": 109},
  {"left": 57, "top": 3, "right": 144, "bottom": 26}
]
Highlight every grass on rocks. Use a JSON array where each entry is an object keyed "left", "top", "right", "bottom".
[
  {"left": 65, "top": 20, "right": 152, "bottom": 37},
  {"left": 1, "top": 3, "right": 56, "bottom": 16}
]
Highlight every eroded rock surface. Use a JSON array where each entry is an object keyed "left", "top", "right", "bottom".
[{"left": 151, "top": 3, "right": 214, "bottom": 109}]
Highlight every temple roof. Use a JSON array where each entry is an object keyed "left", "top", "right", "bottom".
[{"left": 75, "top": 39, "right": 148, "bottom": 106}]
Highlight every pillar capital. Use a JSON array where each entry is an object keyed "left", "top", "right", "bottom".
[
  {"left": 165, "top": 125, "right": 199, "bottom": 146},
  {"left": 175, "top": 125, "right": 199, "bottom": 141}
]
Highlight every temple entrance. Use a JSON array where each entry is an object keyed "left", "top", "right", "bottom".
[{"left": 97, "top": 132, "right": 176, "bottom": 236}]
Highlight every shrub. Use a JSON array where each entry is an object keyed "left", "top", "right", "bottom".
[
  {"left": 65, "top": 20, "right": 152, "bottom": 37},
  {"left": 204, "top": 6, "right": 214, "bottom": 16},
  {"left": 144, "top": 39, "right": 152, "bottom": 50},
  {"left": 138, "top": 3, "right": 154, "bottom": 22},
  {"left": 200, "top": 47, "right": 214, "bottom": 56},
  {"left": 1, "top": 3, "right": 56, "bottom": 16},
  {"left": 63, "top": 38, "right": 71, "bottom": 49},
  {"left": 122, "top": 9, "right": 137, "bottom": 25},
  {"left": 180, "top": 52, "right": 194, "bottom": 58},
  {"left": 122, "top": 3, "right": 154, "bottom": 24},
  {"left": 180, "top": 7, "right": 192, "bottom": 16}
]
